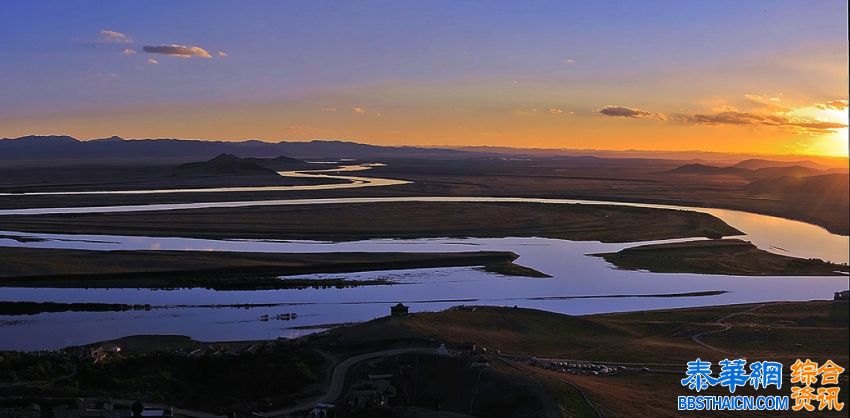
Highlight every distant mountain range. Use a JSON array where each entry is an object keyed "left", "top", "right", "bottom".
[
  {"left": 0, "top": 135, "right": 471, "bottom": 161},
  {"left": 3, "top": 136, "right": 848, "bottom": 169},
  {"left": 666, "top": 161, "right": 845, "bottom": 180}
]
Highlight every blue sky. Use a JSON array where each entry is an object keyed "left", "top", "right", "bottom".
[{"left": 1, "top": 1, "right": 847, "bottom": 155}]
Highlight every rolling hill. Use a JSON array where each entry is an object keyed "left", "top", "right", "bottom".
[
  {"left": 745, "top": 173, "right": 849, "bottom": 197},
  {"left": 174, "top": 154, "right": 281, "bottom": 177},
  {"left": 732, "top": 158, "right": 827, "bottom": 170},
  {"left": 0, "top": 135, "right": 471, "bottom": 161}
]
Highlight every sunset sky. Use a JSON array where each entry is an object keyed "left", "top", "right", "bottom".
[{"left": 1, "top": 1, "right": 848, "bottom": 156}]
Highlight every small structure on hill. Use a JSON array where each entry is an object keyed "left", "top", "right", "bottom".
[
  {"left": 390, "top": 303, "right": 409, "bottom": 316},
  {"left": 436, "top": 343, "right": 450, "bottom": 357}
]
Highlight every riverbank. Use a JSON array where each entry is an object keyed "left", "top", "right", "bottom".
[
  {"left": 0, "top": 201, "right": 742, "bottom": 243},
  {"left": 0, "top": 247, "right": 536, "bottom": 289},
  {"left": 594, "top": 238, "right": 848, "bottom": 276}
]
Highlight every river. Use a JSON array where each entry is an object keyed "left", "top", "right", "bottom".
[{"left": 0, "top": 163, "right": 847, "bottom": 350}]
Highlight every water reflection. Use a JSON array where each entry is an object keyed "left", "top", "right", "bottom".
[
  {"left": 0, "top": 164, "right": 409, "bottom": 196},
  {"left": 1, "top": 236, "right": 847, "bottom": 350}
]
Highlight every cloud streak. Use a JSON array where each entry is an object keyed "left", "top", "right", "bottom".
[
  {"left": 596, "top": 105, "right": 666, "bottom": 120},
  {"left": 679, "top": 111, "right": 846, "bottom": 133},
  {"left": 596, "top": 97, "right": 847, "bottom": 136},
  {"left": 142, "top": 44, "right": 212, "bottom": 59}
]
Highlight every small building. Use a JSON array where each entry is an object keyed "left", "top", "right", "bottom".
[
  {"left": 390, "top": 303, "right": 409, "bottom": 316},
  {"left": 436, "top": 343, "right": 450, "bottom": 357},
  {"left": 835, "top": 290, "right": 849, "bottom": 301}
]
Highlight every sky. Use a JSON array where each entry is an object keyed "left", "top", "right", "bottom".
[{"left": 1, "top": 1, "right": 848, "bottom": 156}]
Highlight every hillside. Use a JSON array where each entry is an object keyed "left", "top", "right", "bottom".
[
  {"left": 732, "top": 158, "right": 827, "bottom": 170},
  {"left": 666, "top": 163, "right": 751, "bottom": 176},
  {"left": 244, "top": 155, "right": 314, "bottom": 170},
  {"left": 745, "top": 173, "right": 850, "bottom": 197},
  {"left": 173, "top": 154, "right": 280, "bottom": 177},
  {"left": 750, "top": 165, "right": 823, "bottom": 179}
]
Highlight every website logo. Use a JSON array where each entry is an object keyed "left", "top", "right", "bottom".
[{"left": 677, "top": 358, "right": 844, "bottom": 412}]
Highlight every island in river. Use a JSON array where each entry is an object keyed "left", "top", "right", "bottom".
[
  {"left": 0, "top": 247, "right": 535, "bottom": 289},
  {"left": 0, "top": 201, "right": 741, "bottom": 242},
  {"left": 595, "top": 238, "right": 848, "bottom": 276}
]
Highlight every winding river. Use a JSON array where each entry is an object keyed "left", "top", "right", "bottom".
[{"left": 0, "top": 163, "right": 847, "bottom": 350}]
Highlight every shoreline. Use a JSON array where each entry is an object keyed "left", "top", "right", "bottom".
[{"left": 0, "top": 247, "right": 541, "bottom": 289}]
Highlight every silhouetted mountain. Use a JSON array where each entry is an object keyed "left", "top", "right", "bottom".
[
  {"left": 666, "top": 164, "right": 751, "bottom": 176},
  {"left": 750, "top": 165, "right": 823, "bottom": 179},
  {"left": 666, "top": 163, "right": 827, "bottom": 180},
  {"left": 733, "top": 158, "right": 825, "bottom": 170},
  {"left": 244, "top": 155, "right": 314, "bottom": 170},
  {"left": 174, "top": 154, "right": 280, "bottom": 176},
  {"left": 745, "top": 173, "right": 849, "bottom": 197},
  {"left": 0, "top": 135, "right": 472, "bottom": 161}
]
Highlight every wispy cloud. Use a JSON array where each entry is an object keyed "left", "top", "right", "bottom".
[
  {"left": 142, "top": 44, "right": 212, "bottom": 59},
  {"left": 122, "top": 48, "right": 136, "bottom": 55},
  {"left": 564, "top": 58, "right": 576, "bottom": 64},
  {"left": 596, "top": 96, "right": 847, "bottom": 136},
  {"left": 352, "top": 107, "right": 366, "bottom": 114},
  {"left": 816, "top": 100, "right": 848, "bottom": 111},
  {"left": 596, "top": 105, "right": 666, "bottom": 120},
  {"left": 146, "top": 58, "right": 159, "bottom": 65},
  {"left": 320, "top": 107, "right": 337, "bottom": 112},
  {"left": 678, "top": 111, "right": 846, "bottom": 134},
  {"left": 217, "top": 51, "right": 228, "bottom": 57},
  {"left": 98, "top": 30, "right": 134, "bottom": 44}
]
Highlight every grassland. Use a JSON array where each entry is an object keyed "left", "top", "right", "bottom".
[
  {"left": 2, "top": 301, "right": 846, "bottom": 417},
  {"left": 314, "top": 301, "right": 849, "bottom": 417},
  {"left": 0, "top": 201, "right": 742, "bottom": 242},
  {"left": 0, "top": 247, "right": 533, "bottom": 289},
  {"left": 595, "top": 238, "right": 847, "bottom": 276},
  {"left": 1, "top": 157, "right": 846, "bottom": 236}
]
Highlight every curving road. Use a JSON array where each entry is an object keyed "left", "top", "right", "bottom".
[
  {"left": 691, "top": 303, "right": 767, "bottom": 357},
  {"left": 255, "top": 347, "right": 433, "bottom": 417}
]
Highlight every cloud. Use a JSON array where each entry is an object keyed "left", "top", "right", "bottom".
[
  {"left": 99, "top": 30, "right": 134, "bottom": 44},
  {"left": 743, "top": 94, "right": 790, "bottom": 112},
  {"left": 217, "top": 51, "right": 228, "bottom": 57},
  {"left": 142, "top": 44, "right": 212, "bottom": 59},
  {"left": 677, "top": 110, "right": 847, "bottom": 134},
  {"left": 596, "top": 105, "right": 666, "bottom": 120},
  {"left": 548, "top": 108, "right": 574, "bottom": 115},
  {"left": 146, "top": 58, "right": 159, "bottom": 65},
  {"left": 320, "top": 107, "right": 337, "bottom": 112},
  {"left": 351, "top": 107, "right": 366, "bottom": 114},
  {"left": 122, "top": 48, "right": 136, "bottom": 55},
  {"left": 564, "top": 59, "right": 576, "bottom": 64},
  {"left": 816, "top": 100, "right": 848, "bottom": 111},
  {"left": 596, "top": 95, "right": 846, "bottom": 136}
]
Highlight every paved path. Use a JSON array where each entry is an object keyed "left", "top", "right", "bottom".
[
  {"left": 255, "top": 347, "right": 433, "bottom": 417},
  {"left": 691, "top": 303, "right": 766, "bottom": 357}
]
